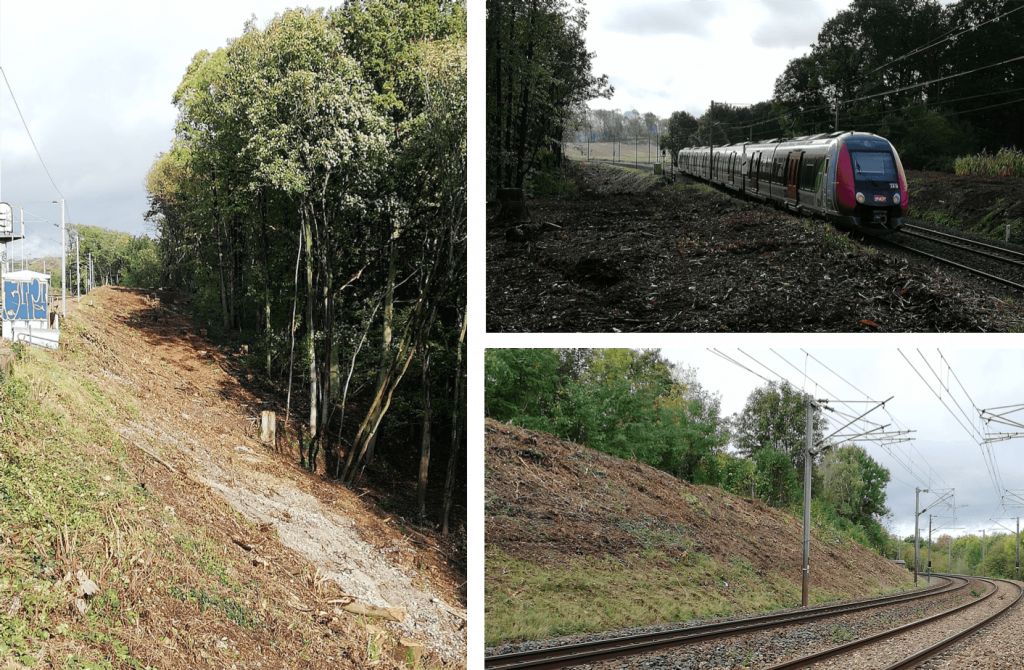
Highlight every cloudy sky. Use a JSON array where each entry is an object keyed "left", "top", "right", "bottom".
[
  {"left": 662, "top": 347, "right": 1024, "bottom": 540},
  {"left": 0, "top": 1, "right": 301, "bottom": 261},
  {"left": 583, "top": 0, "right": 955, "bottom": 118}
]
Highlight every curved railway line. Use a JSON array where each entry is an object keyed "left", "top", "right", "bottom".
[
  {"left": 887, "top": 223, "right": 1024, "bottom": 291},
  {"left": 485, "top": 576, "right": 997, "bottom": 670}
]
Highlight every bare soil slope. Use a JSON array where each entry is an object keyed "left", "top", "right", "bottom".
[
  {"left": 485, "top": 419, "right": 913, "bottom": 645},
  {"left": 486, "top": 162, "right": 1024, "bottom": 332},
  {"left": 0, "top": 287, "right": 465, "bottom": 669},
  {"left": 908, "top": 170, "right": 1024, "bottom": 235}
]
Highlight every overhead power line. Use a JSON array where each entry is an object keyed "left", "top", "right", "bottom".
[
  {"left": 863, "top": 4, "right": 1024, "bottom": 78},
  {"left": 0, "top": 66, "right": 64, "bottom": 200}
]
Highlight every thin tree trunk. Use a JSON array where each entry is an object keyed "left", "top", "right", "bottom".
[
  {"left": 442, "top": 309, "right": 466, "bottom": 537},
  {"left": 417, "top": 351, "right": 432, "bottom": 519},
  {"left": 302, "top": 208, "right": 318, "bottom": 452},
  {"left": 259, "top": 197, "right": 273, "bottom": 377},
  {"left": 364, "top": 220, "right": 397, "bottom": 468},
  {"left": 284, "top": 225, "right": 304, "bottom": 426},
  {"left": 332, "top": 297, "right": 380, "bottom": 478}
]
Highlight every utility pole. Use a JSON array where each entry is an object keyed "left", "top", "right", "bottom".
[
  {"left": 709, "top": 100, "right": 715, "bottom": 181},
  {"left": 914, "top": 487, "right": 928, "bottom": 585},
  {"left": 927, "top": 514, "right": 933, "bottom": 583},
  {"left": 801, "top": 394, "right": 813, "bottom": 607},
  {"left": 1017, "top": 517, "right": 1021, "bottom": 579},
  {"left": 982, "top": 529, "right": 986, "bottom": 570},
  {"left": 53, "top": 198, "right": 66, "bottom": 318},
  {"left": 75, "top": 227, "right": 81, "bottom": 301},
  {"left": 19, "top": 208, "right": 24, "bottom": 270}
]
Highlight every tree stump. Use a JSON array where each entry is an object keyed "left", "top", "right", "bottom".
[
  {"left": 260, "top": 411, "right": 276, "bottom": 448},
  {"left": 496, "top": 187, "right": 529, "bottom": 223}
]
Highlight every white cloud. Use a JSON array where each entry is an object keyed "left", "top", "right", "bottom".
[
  {"left": 0, "top": 1, "right": 302, "bottom": 258},
  {"left": 606, "top": 0, "right": 725, "bottom": 36}
]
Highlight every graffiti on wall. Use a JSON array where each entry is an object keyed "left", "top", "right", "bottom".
[{"left": 3, "top": 279, "right": 49, "bottom": 321}]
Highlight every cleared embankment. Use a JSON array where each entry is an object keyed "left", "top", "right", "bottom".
[{"left": 485, "top": 419, "right": 914, "bottom": 648}]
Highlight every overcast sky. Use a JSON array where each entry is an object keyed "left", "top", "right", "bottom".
[
  {"left": 584, "top": 0, "right": 956, "bottom": 119},
  {"left": 662, "top": 347, "right": 1024, "bottom": 540},
  {"left": 0, "top": 1, "right": 302, "bottom": 261}
]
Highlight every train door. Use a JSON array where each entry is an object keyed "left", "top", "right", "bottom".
[
  {"left": 786, "top": 151, "right": 803, "bottom": 203},
  {"left": 749, "top": 152, "right": 759, "bottom": 192}
]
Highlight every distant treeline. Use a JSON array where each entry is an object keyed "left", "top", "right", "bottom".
[
  {"left": 565, "top": 0, "right": 1024, "bottom": 172},
  {"left": 145, "top": 2, "right": 467, "bottom": 533},
  {"left": 486, "top": 349, "right": 894, "bottom": 553},
  {"left": 73, "top": 225, "right": 161, "bottom": 290},
  {"left": 896, "top": 530, "right": 1022, "bottom": 580}
]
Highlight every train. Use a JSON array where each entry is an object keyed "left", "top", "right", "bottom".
[{"left": 677, "top": 131, "right": 909, "bottom": 234}]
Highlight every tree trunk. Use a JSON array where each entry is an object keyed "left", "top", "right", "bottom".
[
  {"left": 259, "top": 196, "right": 273, "bottom": 378},
  {"left": 417, "top": 351, "right": 432, "bottom": 519},
  {"left": 302, "top": 208, "right": 318, "bottom": 450},
  {"left": 364, "top": 219, "right": 397, "bottom": 469},
  {"left": 285, "top": 225, "right": 304, "bottom": 426},
  {"left": 442, "top": 309, "right": 467, "bottom": 537}
]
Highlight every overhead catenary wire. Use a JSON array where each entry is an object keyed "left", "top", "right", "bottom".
[
  {"left": 0, "top": 66, "right": 64, "bottom": 200},
  {"left": 901, "top": 350, "right": 1003, "bottom": 501}
]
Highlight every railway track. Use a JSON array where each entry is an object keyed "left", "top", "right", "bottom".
[
  {"left": 889, "top": 223, "right": 1024, "bottom": 291},
  {"left": 764, "top": 576, "right": 1023, "bottom": 670},
  {"left": 485, "top": 576, "right": 967, "bottom": 670}
]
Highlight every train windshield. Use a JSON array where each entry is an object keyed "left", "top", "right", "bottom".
[{"left": 851, "top": 151, "right": 897, "bottom": 180}]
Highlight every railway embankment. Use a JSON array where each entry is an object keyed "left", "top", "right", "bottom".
[
  {"left": 908, "top": 170, "right": 1024, "bottom": 240},
  {"left": 487, "top": 161, "right": 1024, "bottom": 332},
  {"left": 484, "top": 419, "right": 915, "bottom": 649}
]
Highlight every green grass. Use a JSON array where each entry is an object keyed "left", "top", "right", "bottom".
[
  {"left": 485, "top": 547, "right": 844, "bottom": 646},
  {"left": 0, "top": 327, "right": 261, "bottom": 666}
]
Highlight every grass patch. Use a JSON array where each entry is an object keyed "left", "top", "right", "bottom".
[
  {"left": 0, "top": 320, "right": 282, "bottom": 666},
  {"left": 485, "top": 547, "right": 839, "bottom": 646},
  {"left": 528, "top": 168, "right": 578, "bottom": 198}
]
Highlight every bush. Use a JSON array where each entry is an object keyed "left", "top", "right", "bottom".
[{"left": 954, "top": 147, "right": 1024, "bottom": 178}]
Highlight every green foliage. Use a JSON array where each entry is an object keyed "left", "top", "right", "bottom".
[
  {"left": 818, "top": 445, "right": 890, "bottom": 528},
  {"left": 146, "top": 2, "right": 467, "bottom": 513},
  {"left": 733, "top": 381, "right": 826, "bottom": 472},
  {"left": 75, "top": 225, "right": 161, "bottom": 289},
  {"left": 955, "top": 147, "right": 1024, "bottom": 178},
  {"left": 485, "top": 349, "right": 729, "bottom": 482},
  {"left": 754, "top": 447, "right": 800, "bottom": 506}
]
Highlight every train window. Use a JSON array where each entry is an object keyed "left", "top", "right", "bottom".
[{"left": 851, "top": 151, "right": 896, "bottom": 180}]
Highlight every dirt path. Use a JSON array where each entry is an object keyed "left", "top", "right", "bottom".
[{"left": 78, "top": 287, "right": 466, "bottom": 664}]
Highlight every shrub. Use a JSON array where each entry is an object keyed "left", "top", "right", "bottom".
[{"left": 954, "top": 147, "right": 1024, "bottom": 178}]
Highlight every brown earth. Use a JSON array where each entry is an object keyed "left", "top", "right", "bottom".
[
  {"left": 907, "top": 169, "right": 1024, "bottom": 234},
  {"left": 485, "top": 418, "right": 910, "bottom": 596},
  {"left": 3, "top": 287, "right": 466, "bottom": 668},
  {"left": 486, "top": 161, "right": 1024, "bottom": 332}
]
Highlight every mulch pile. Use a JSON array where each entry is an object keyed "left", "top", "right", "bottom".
[
  {"left": 485, "top": 419, "right": 910, "bottom": 597},
  {"left": 487, "top": 162, "right": 1024, "bottom": 332}
]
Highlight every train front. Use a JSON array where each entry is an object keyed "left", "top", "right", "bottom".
[{"left": 833, "top": 133, "right": 908, "bottom": 234}]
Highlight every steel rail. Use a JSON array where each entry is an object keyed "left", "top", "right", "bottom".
[
  {"left": 900, "top": 228, "right": 1024, "bottom": 267},
  {"left": 763, "top": 576, "right": 997, "bottom": 669},
  {"left": 885, "top": 240, "right": 1024, "bottom": 291},
  {"left": 884, "top": 577, "right": 1024, "bottom": 670},
  {"left": 485, "top": 577, "right": 965, "bottom": 670},
  {"left": 903, "top": 223, "right": 1024, "bottom": 260}
]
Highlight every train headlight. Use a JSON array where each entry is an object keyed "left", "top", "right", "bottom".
[
  {"left": 893, "top": 193, "right": 901, "bottom": 205},
  {"left": 855, "top": 192, "right": 865, "bottom": 204}
]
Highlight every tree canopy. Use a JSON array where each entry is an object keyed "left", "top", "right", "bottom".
[{"left": 146, "top": 1, "right": 466, "bottom": 533}]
